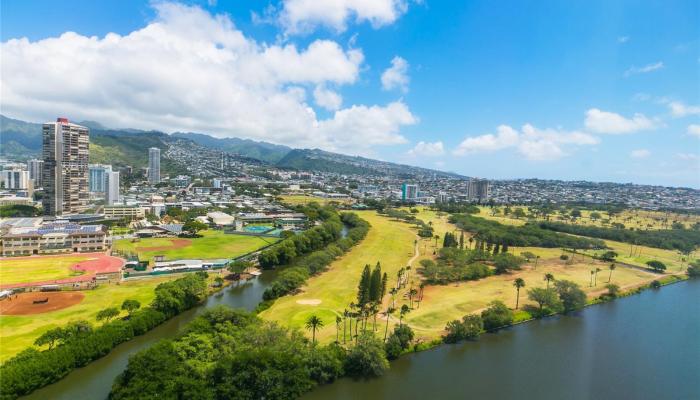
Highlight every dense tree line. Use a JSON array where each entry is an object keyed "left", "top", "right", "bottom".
[
  {"left": 258, "top": 213, "right": 344, "bottom": 269},
  {"left": 0, "top": 273, "right": 209, "bottom": 400},
  {"left": 110, "top": 307, "right": 390, "bottom": 400},
  {"left": 537, "top": 221, "right": 700, "bottom": 253},
  {"left": 450, "top": 214, "right": 605, "bottom": 249},
  {"left": 0, "top": 204, "right": 40, "bottom": 218},
  {"left": 431, "top": 202, "right": 481, "bottom": 214},
  {"left": 262, "top": 213, "right": 370, "bottom": 301}
]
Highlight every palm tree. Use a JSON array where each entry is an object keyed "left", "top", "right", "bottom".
[
  {"left": 342, "top": 309, "right": 349, "bottom": 343},
  {"left": 608, "top": 263, "right": 616, "bottom": 282},
  {"left": 534, "top": 255, "right": 541, "bottom": 270},
  {"left": 335, "top": 316, "right": 342, "bottom": 343},
  {"left": 434, "top": 234, "right": 440, "bottom": 249},
  {"left": 544, "top": 273, "right": 554, "bottom": 289},
  {"left": 399, "top": 304, "right": 410, "bottom": 326},
  {"left": 590, "top": 270, "right": 595, "bottom": 287},
  {"left": 389, "top": 287, "right": 398, "bottom": 308},
  {"left": 594, "top": 267, "right": 602, "bottom": 286},
  {"left": 405, "top": 266, "right": 412, "bottom": 287},
  {"left": 409, "top": 288, "right": 418, "bottom": 308},
  {"left": 305, "top": 315, "right": 324, "bottom": 344},
  {"left": 468, "top": 236, "right": 474, "bottom": 249},
  {"left": 513, "top": 278, "right": 525, "bottom": 309},
  {"left": 383, "top": 307, "right": 394, "bottom": 341},
  {"left": 396, "top": 268, "right": 404, "bottom": 289}
]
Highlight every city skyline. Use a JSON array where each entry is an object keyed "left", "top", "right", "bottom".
[{"left": 1, "top": 0, "right": 698, "bottom": 189}]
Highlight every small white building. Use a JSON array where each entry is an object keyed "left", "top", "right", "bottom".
[{"left": 206, "top": 211, "right": 235, "bottom": 226}]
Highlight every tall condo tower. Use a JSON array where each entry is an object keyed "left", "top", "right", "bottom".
[
  {"left": 42, "top": 117, "right": 90, "bottom": 216},
  {"left": 148, "top": 147, "right": 161, "bottom": 184},
  {"left": 27, "top": 159, "right": 44, "bottom": 187}
]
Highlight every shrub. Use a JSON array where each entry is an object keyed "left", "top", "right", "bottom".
[
  {"left": 344, "top": 333, "right": 389, "bottom": 378},
  {"left": 481, "top": 301, "right": 514, "bottom": 331}
]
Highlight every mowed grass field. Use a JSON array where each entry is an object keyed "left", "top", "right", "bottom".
[
  {"left": 0, "top": 276, "right": 177, "bottom": 362},
  {"left": 113, "top": 230, "right": 277, "bottom": 264},
  {"left": 279, "top": 195, "right": 354, "bottom": 206},
  {"left": 477, "top": 206, "right": 699, "bottom": 230},
  {"left": 260, "top": 211, "right": 417, "bottom": 343},
  {"left": 404, "top": 257, "right": 665, "bottom": 338},
  {"left": 0, "top": 255, "right": 92, "bottom": 285}
]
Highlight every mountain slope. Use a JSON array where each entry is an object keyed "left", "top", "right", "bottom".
[{"left": 172, "top": 132, "right": 291, "bottom": 163}]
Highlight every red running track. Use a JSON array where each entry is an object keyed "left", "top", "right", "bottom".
[{"left": 0, "top": 253, "right": 125, "bottom": 290}]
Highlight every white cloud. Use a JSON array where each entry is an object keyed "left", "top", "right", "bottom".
[
  {"left": 277, "top": 0, "right": 409, "bottom": 34},
  {"left": 407, "top": 141, "right": 444, "bottom": 156},
  {"left": 617, "top": 36, "right": 629, "bottom": 43},
  {"left": 687, "top": 124, "right": 700, "bottom": 137},
  {"left": 584, "top": 108, "right": 658, "bottom": 134},
  {"left": 630, "top": 149, "right": 651, "bottom": 158},
  {"left": 313, "top": 85, "right": 342, "bottom": 111},
  {"left": 623, "top": 61, "right": 664, "bottom": 77},
  {"left": 669, "top": 101, "right": 700, "bottom": 117},
  {"left": 381, "top": 56, "right": 409, "bottom": 92},
  {"left": 453, "top": 124, "right": 599, "bottom": 161},
  {"left": 0, "top": 2, "right": 416, "bottom": 153}
]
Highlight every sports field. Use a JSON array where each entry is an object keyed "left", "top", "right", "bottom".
[
  {"left": 0, "top": 253, "right": 124, "bottom": 288},
  {"left": 113, "top": 230, "right": 277, "bottom": 264},
  {"left": 259, "top": 211, "right": 417, "bottom": 343},
  {"left": 0, "top": 276, "right": 177, "bottom": 362}
]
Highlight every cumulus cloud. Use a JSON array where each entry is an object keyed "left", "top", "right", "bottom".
[
  {"left": 688, "top": 124, "right": 700, "bottom": 137},
  {"left": 407, "top": 141, "right": 444, "bottom": 156},
  {"left": 453, "top": 124, "right": 599, "bottom": 161},
  {"left": 381, "top": 56, "right": 409, "bottom": 92},
  {"left": 669, "top": 101, "right": 700, "bottom": 117},
  {"left": 584, "top": 108, "right": 658, "bottom": 134},
  {"left": 623, "top": 61, "right": 664, "bottom": 77},
  {"left": 0, "top": 2, "right": 416, "bottom": 153},
  {"left": 313, "top": 85, "right": 342, "bottom": 110},
  {"left": 277, "top": 0, "right": 409, "bottom": 34},
  {"left": 630, "top": 149, "right": 651, "bottom": 158}
]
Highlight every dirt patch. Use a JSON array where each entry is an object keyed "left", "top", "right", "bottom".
[
  {"left": 137, "top": 239, "right": 192, "bottom": 252},
  {"left": 296, "top": 299, "right": 322, "bottom": 305},
  {"left": 0, "top": 292, "right": 85, "bottom": 315}
]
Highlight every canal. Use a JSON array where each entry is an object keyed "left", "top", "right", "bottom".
[
  {"left": 23, "top": 275, "right": 699, "bottom": 400},
  {"left": 22, "top": 271, "right": 278, "bottom": 400},
  {"left": 303, "top": 280, "right": 700, "bottom": 400}
]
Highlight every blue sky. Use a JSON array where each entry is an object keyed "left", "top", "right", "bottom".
[{"left": 2, "top": 0, "right": 699, "bottom": 187}]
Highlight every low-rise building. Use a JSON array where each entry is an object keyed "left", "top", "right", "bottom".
[
  {"left": 104, "top": 205, "right": 146, "bottom": 219},
  {"left": 0, "top": 220, "right": 107, "bottom": 256}
]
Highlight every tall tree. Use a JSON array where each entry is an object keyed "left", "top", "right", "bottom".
[
  {"left": 369, "top": 264, "right": 382, "bottom": 303},
  {"left": 383, "top": 307, "right": 394, "bottom": 341},
  {"left": 513, "top": 278, "right": 525, "bottom": 309},
  {"left": 358, "top": 265, "right": 371, "bottom": 306},
  {"left": 399, "top": 304, "right": 410, "bottom": 326},
  {"left": 380, "top": 272, "right": 388, "bottom": 301},
  {"left": 335, "top": 316, "right": 342, "bottom": 343},
  {"left": 608, "top": 263, "right": 616, "bottom": 282},
  {"left": 305, "top": 315, "right": 324, "bottom": 344},
  {"left": 544, "top": 273, "right": 555, "bottom": 289}
]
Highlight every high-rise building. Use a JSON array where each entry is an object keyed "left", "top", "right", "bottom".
[
  {"left": 88, "top": 164, "right": 112, "bottom": 192},
  {"left": 27, "top": 159, "right": 44, "bottom": 187},
  {"left": 105, "top": 170, "right": 120, "bottom": 205},
  {"left": 401, "top": 183, "right": 419, "bottom": 202},
  {"left": 468, "top": 178, "right": 490, "bottom": 202},
  {"left": 1, "top": 169, "right": 30, "bottom": 189},
  {"left": 148, "top": 147, "right": 161, "bottom": 184},
  {"left": 42, "top": 117, "right": 90, "bottom": 216}
]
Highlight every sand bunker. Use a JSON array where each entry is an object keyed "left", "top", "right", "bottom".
[{"left": 296, "top": 299, "right": 322, "bottom": 305}]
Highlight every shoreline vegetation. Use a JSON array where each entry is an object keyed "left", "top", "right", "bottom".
[{"left": 0, "top": 273, "right": 217, "bottom": 400}]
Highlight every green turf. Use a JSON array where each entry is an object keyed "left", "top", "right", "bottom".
[
  {"left": 0, "top": 255, "right": 92, "bottom": 285},
  {"left": 0, "top": 277, "right": 176, "bottom": 362},
  {"left": 260, "top": 211, "right": 418, "bottom": 343},
  {"left": 113, "top": 230, "right": 278, "bottom": 264}
]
